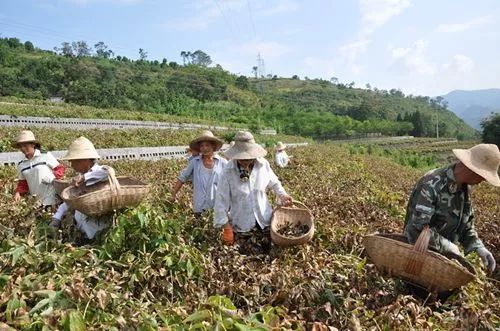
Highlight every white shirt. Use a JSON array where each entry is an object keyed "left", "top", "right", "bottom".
[
  {"left": 275, "top": 150, "right": 289, "bottom": 168},
  {"left": 17, "top": 149, "right": 60, "bottom": 206},
  {"left": 214, "top": 158, "right": 287, "bottom": 232},
  {"left": 178, "top": 155, "right": 228, "bottom": 213},
  {"left": 53, "top": 163, "right": 110, "bottom": 239}
]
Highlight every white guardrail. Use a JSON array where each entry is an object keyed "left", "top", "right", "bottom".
[
  {"left": 0, "top": 143, "right": 309, "bottom": 167},
  {"left": 0, "top": 114, "right": 235, "bottom": 131}
]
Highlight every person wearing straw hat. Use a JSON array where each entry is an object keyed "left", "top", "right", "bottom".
[
  {"left": 274, "top": 141, "right": 291, "bottom": 168},
  {"left": 214, "top": 131, "right": 293, "bottom": 251},
  {"left": 12, "top": 130, "right": 65, "bottom": 209},
  {"left": 170, "top": 130, "right": 228, "bottom": 218},
  {"left": 50, "top": 137, "right": 110, "bottom": 242},
  {"left": 404, "top": 144, "right": 500, "bottom": 275}
]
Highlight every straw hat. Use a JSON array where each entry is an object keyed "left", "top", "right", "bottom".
[
  {"left": 224, "top": 131, "right": 267, "bottom": 160},
  {"left": 275, "top": 141, "right": 286, "bottom": 151},
  {"left": 60, "top": 136, "right": 100, "bottom": 160},
  {"left": 189, "top": 130, "right": 224, "bottom": 152},
  {"left": 453, "top": 144, "right": 500, "bottom": 187},
  {"left": 12, "top": 130, "right": 39, "bottom": 148}
]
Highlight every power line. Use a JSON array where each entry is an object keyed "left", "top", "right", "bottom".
[
  {"left": 246, "top": 0, "right": 257, "bottom": 38},
  {"left": 212, "top": 0, "right": 240, "bottom": 43}
]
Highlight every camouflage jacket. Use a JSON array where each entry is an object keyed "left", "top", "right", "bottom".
[{"left": 403, "top": 164, "right": 485, "bottom": 255}]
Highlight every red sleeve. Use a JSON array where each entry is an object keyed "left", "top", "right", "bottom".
[
  {"left": 52, "top": 164, "right": 65, "bottom": 180},
  {"left": 16, "top": 180, "right": 29, "bottom": 195}
]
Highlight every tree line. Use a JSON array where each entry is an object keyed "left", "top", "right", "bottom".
[{"left": 0, "top": 37, "right": 477, "bottom": 140}]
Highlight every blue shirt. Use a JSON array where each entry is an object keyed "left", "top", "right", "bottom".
[{"left": 179, "top": 155, "right": 228, "bottom": 213}]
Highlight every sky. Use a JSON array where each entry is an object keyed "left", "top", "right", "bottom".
[{"left": 1, "top": 0, "right": 499, "bottom": 96}]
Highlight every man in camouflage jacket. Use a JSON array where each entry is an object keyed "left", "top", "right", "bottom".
[{"left": 404, "top": 144, "right": 500, "bottom": 275}]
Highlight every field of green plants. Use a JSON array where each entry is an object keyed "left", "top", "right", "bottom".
[
  {"left": 1, "top": 136, "right": 499, "bottom": 330},
  {"left": 0, "top": 126, "right": 308, "bottom": 153}
]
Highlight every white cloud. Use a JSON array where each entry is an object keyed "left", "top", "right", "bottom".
[
  {"left": 336, "top": 0, "right": 411, "bottom": 75},
  {"left": 443, "top": 54, "right": 475, "bottom": 73},
  {"left": 359, "top": 0, "right": 411, "bottom": 36},
  {"left": 391, "top": 39, "right": 435, "bottom": 75},
  {"left": 339, "top": 39, "right": 371, "bottom": 62},
  {"left": 437, "top": 15, "right": 493, "bottom": 33}
]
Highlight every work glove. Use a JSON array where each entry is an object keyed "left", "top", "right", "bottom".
[
  {"left": 222, "top": 225, "right": 234, "bottom": 246},
  {"left": 49, "top": 217, "right": 61, "bottom": 229},
  {"left": 476, "top": 247, "right": 496, "bottom": 275},
  {"left": 443, "top": 240, "right": 462, "bottom": 256}
]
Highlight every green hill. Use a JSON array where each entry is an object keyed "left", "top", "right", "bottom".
[{"left": 0, "top": 37, "right": 477, "bottom": 139}]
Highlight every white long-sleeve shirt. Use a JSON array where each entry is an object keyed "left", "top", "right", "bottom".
[
  {"left": 54, "top": 163, "right": 109, "bottom": 239},
  {"left": 275, "top": 150, "right": 290, "bottom": 168},
  {"left": 214, "top": 158, "right": 287, "bottom": 232},
  {"left": 178, "top": 155, "right": 228, "bottom": 213},
  {"left": 17, "top": 149, "right": 60, "bottom": 206}
]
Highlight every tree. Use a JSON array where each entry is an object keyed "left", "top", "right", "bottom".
[
  {"left": 292, "top": 75, "right": 299, "bottom": 80},
  {"left": 330, "top": 77, "right": 338, "bottom": 85},
  {"left": 94, "top": 41, "right": 114, "bottom": 58},
  {"left": 481, "top": 113, "right": 500, "bottom": 146},
  {"left": 180, "top": 51, "right": 189, "bottom": 65},
  {"left": 139, "top": 48, "right": 148, "bottom": 61},
  {"left": 190, "top": 50, "right": 212, "bottom": 66},
  {"left": 235, "top": 75, "right": 249, "bottom": 90},
  {"left": 411, "top": 111, "right": 425, "bottom": 137},
  {"left": 24, "top": 41, "right": 34, "bottom": 52},
  {"left": 72, "top": 41, "right": 92, "bottom": 57},
  {"left": 55, "top": 42, "right": 74, "bottom": 57},
  {"left": 252, "top": 66, "right": 258, "bottom": 78}
]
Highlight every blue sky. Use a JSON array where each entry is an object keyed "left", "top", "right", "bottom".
[{"left": 1, "top": 0, "right": 499, "bottom": 96}]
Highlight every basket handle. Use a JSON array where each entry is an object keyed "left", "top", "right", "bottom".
[
  {"left": 405, "top": 225, "right": 431, "bottom": 276},
  {"left": 102, "top": 165, "right": 122, "bottom": 207},
  {"left": 412, "top": 225, "right": 431, "bottom": 254},
  {"left": 289, "top": 200, "right": 311, "bottom": 213}
]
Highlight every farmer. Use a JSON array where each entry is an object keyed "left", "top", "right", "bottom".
[
  {"left": 13, "top": 130, "right": 65, "bottom": 209},
  {"left": 186, "top": 147, "right": 199, "bottom": 162},
  {"left": 214, "top": 131, "right": 293, "bottom": 252},
  {"left": 404, "top": 144, "right": 500, "bottom": 275},
  {"left": 170, "top": 131, "right": 228, "bottom": 218},
  {"left": 274, "top": 141, "right": 291, "bottom": 168},
  {"left": 50, "top": 137, "right": 110, "bottom": 243}
]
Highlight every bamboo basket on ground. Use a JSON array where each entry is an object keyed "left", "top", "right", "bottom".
[
  {"left": 271, "top": 201, "right": 314, "bottom": 247},
  {"left": 61, "top": 166, "right": 150, "bottom": 216},
  {"left": 363, "top": 226, "right": 476, "bottom": 293}
]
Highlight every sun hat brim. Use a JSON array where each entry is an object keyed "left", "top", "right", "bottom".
[
  {"left": 12, "top": 139, "right": 38, "bottom": 148},
  {"left": 224, "top": 143, "right": 268, "bottom": 160},
  {"left": 189, "top": 136, "right": 224, "bottom": 152},
  {"left": 60, "top": 150, "right": 101, "bottom": 161},
  {"left": 453, "top": 148, "right": 500, "bottom": 187}
]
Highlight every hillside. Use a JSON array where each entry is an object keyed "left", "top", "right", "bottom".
[
  {"left": 442, "top": 89, "right": 500, "bottom": 129},
  {"left": 0, "top": 37, "right": 477, "bottom": 139}
]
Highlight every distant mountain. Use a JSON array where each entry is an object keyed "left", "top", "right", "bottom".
[{"left": 442, "top": 89, "right": 500, "bottom": 129}]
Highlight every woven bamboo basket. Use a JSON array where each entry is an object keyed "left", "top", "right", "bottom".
[
  {"left": 61, "top": 166, "right": 150, "bottom": 216},
  {"left": 271, "top": 201, "right": 314, "bottom": 247},
  {"left": 54, "top": 179, "right": 70, "bottom": 196},
  {"left": 363, "top": 227, "right": 476, "bottom": 292}
]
